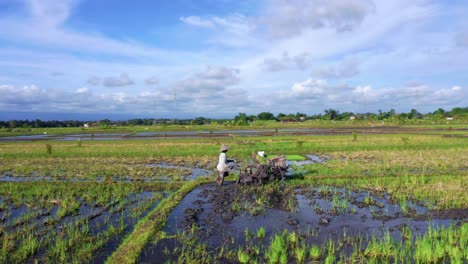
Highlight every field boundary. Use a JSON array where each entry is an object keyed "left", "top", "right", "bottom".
[{"left": 106, "top": 178, "right": 210, "bottom": 264}]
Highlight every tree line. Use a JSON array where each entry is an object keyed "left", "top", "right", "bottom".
[{"left": 1, "top": 107, "right": 466, "bottom": 128}]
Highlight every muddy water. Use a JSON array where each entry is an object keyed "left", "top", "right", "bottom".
[{"left": 139, "top": 183, "right": 467, "bottom": 263}]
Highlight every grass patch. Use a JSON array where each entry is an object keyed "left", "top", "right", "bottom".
[{"left": 284, "top": 154, "right": 306, "bottom": 161}]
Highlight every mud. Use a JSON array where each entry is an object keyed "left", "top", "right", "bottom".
[{"left": 139, "top": 183, "right": 467, "bottom": 263}]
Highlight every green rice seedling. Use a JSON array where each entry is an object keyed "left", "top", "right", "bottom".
[
  {"left": 237, "top": 247, "right": 251, "bottom": 263},
  {"left": 324, "top": 240, "right": 335, "bottom": 264},
  {"left": 400, "top": 198, "right": 408, "bottom": 214},
  {"left": 352, "top": 131, "right": 358, "bottom": 141},
  {"left": 50, "top": 235, "right": 67, "bottom": 262},
  {"left": 340, "top": 198, "right": 348, "bottom": 210},
  {"left": 266, "top": 233, "right": 287, "bottom": 264},
  {"left": 309, "top": 244, "right": 321, "bottom": 261},
  {"left": 257, "top": 226, "right": 266, "bottom": 239},
  {"left": 288, "top": 231, "right": 298, "bottom": 247},
  {"left": 295, "top": 243, "right": 307, "bottom": 264}
]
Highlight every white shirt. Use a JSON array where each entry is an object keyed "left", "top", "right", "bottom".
[{"left": 217, "top": 152, "right": 227, "bottom": 172}]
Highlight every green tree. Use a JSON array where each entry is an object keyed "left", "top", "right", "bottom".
[
  {"left": 257, "top": 112, "right": 275, "bottom": 120},
  {"left": 324, "top": 109, "right": 339, "bottom": 120}
]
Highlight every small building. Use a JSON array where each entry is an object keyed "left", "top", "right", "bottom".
[
  {"left": 83, "top": 123, "right": 89, "bottom": 128},
  {"left": 349, "top": 115, "right": 356, "bottom": 120},
  {"left": 446, "top": 117, "right": 454, "bottom": 121}
]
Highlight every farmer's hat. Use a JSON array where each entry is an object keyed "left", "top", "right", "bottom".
[{"left": 220, "top": 144, "right": 229, "bottom": 152}]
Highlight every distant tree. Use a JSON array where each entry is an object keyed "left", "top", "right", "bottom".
[
  {"left": 99, "top": 119, "right": 112, "bottom": 126},
  {"left": 449, "top": 107, "right": 468, "bottom": 116},
  {"left": 407, "top": 109, "right": 421, "bottom": 119},
  {"left": 234, "top": 112, "right": 248, "bottom": 125},
  {"left": 257, "top": 112, "right": 275, "bottom": 121},
  {"left": 324, "top": 109, "right": 339, "bottom": 120},
  {"left": 337, "top": 112, "right": 354, "bottom": 120},
  {"left": 277, "top": 113, "right": 286, "bottom": 119},
  {"left": 433, "top": 108, "right": 445, "bottom": 115},
  {"left": 192, "top": 117, "right": 208, "bottom": 125}
]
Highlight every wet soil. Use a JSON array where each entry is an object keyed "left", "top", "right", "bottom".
[{"left": 139, "top": 183, "right": 467, "bottom": 263}]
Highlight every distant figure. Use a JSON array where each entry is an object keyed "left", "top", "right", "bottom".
[{"left": 216, "top": 144, "right": 234, "bottom": 186}]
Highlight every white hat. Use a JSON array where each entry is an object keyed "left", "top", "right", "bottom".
[{"left": 220, "top": 144, "right": 229, "bottom": 152}]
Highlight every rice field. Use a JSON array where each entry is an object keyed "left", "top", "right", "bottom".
[{"left": 0, "top": 127, "right": 466, "bottom": 263}]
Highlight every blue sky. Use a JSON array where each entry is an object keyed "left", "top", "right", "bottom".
[{"left": 0, "top": 0, "right": 467, "bottom": 120}]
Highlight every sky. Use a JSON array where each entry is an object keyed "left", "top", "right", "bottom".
[{"left": 0, "top": 0, "right": 467, "bottom": 120}]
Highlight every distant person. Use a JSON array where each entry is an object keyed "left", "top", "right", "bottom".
[{"left": 216, "top": 144, "right": 234, "bottom": 186}]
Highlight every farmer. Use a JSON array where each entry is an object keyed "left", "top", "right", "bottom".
[{"left": 216, "top": 144, "right": 234, "bottom": 186}]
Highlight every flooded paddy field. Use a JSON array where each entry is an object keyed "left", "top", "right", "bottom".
[
  {"left": 0, "top": 128, "right": 466, "bottom": 263},
  {"left": 1, "top": 126, "right": 466, "bottom": 142},
  {"left": 139, "top": 182, "right": 467, "bottom": 263},
  {"left": 0, "top": 181, "right": 180, "bottom": 263}
]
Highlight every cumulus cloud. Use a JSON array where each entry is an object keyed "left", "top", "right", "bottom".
[
  {"left": 262, "top": 0, "right": 376, "bottom": 38},
  {"left": 291, "top": 79, "right": 326, "bottom": 98},
  {"left": 263, "top": 52, "right": 310, "bottom": 71},
  {"left": 0, "top": 84, "right": 45, "bottom": 105},
  {"left": 317, "top": 59, "right": 360, "bottom": 79},
  {"left": 74, "top": 87, "right": 89, "bottom": 94},
  {"left": 28, "top": 0, "right": 77, "bottom": 26},
  {"left": 86, "top": 76, "right": 101, "bottom": 86},
  {"left": 255, "top": 78, "right": 466, "bottom": 114},
  {"left": 145, "top": 76, "right": 159, "bottom": 86},
  {"left": 455, "top": 31, "right": 468, "bottom": 47},
  {"left": 102, "top": 73, "right": 134, "bottom": 87},
  {"left": 176, "top": 66, "right": 240, "bottom": 93},
  {"left": 170, "top": 66, "right": 251, "bottom": 113}
]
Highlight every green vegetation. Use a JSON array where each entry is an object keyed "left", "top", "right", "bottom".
[
  {"left": 1, "top": 106, "right": 467, "bottom": 137},
  {"left": 0, "top": 124, "right": 466, "bottom": 263},
  {"left": 0, "top": 181, "right": 179, "bottom": 263}
]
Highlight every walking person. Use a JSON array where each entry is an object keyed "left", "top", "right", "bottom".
[{"left": 216, "top": 144, "right": 233, "bottom": 186}]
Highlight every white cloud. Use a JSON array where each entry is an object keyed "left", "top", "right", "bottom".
[
  {"left": 261, "top": 0, "right": 376, "bottom": 39},
  {"left": 87, "top": 76, "right": 101, "bottom": 86},
  {"left": 180, "top": 14, "right": 254, "bottom": 35},
  {"left": 180, "top": 14, "right": 257, "bottom": 47},
  {"left": 452, "top": 86, "right": 461, "bottom": 91},
  {"left": 0, "top": 80, "right": 465, "bottom": 117},
  {"left": 291, "top": 79, "right": 326, "bottom": 98},
  {"left": 102, "top": 73, "right": 134, "bottom": 87},
  {"left": 145, "top": 76, "right": 159, "bottom": 86},
  {"left": 180, "top": 16, "right": 216, "bottom": 28},
  {"left": 74, "top": 87, "right": 89, "bottom": 94},
  {"left": 455, "top": 31, "right": 468, "bottom": 47},
  {"left": 176, "top": 66, "right": 240, "bottom": 94},
  {"left": 0, "top": 0, "right": 191, "bottom": 59},
  {"left": 28, "top": 0, "right": 77, "bottom": 26},
  {"left": 262, "top": 52, "right": 310, "bottom": 72},
  {"left": 316, "top": 59, "right": 359, "bottom": 79}
]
